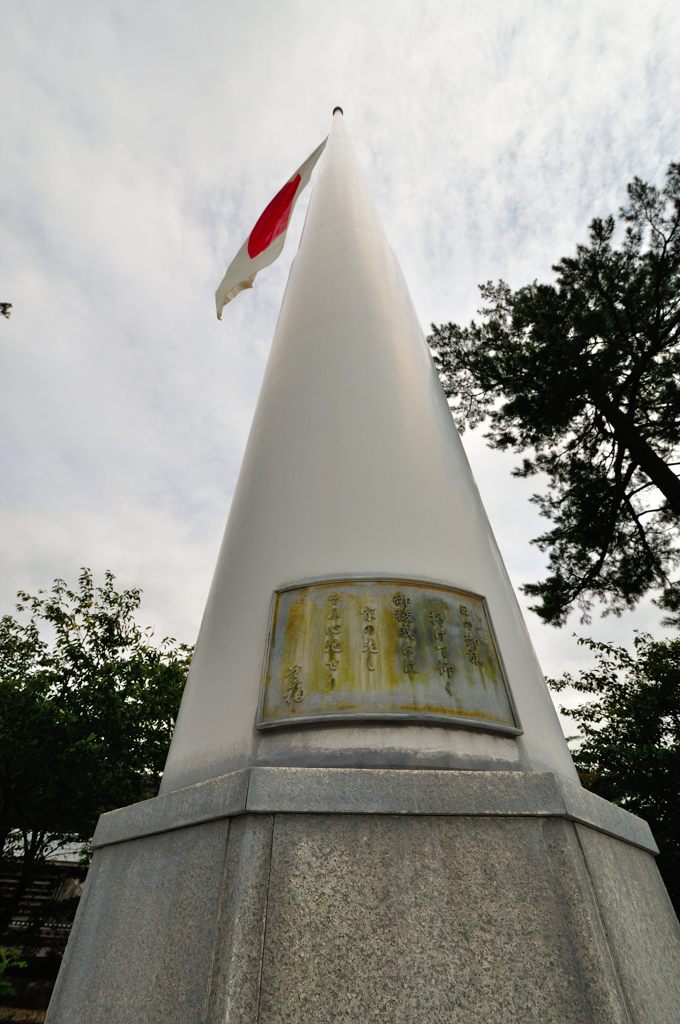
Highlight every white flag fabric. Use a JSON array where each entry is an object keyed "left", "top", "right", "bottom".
[{"left": 215, "top": 138, "right": 327, "bottom": 318}]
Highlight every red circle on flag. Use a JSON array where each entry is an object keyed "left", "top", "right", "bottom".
[{"left": 247, "top": 174, "right": 302, "bottom": 259}]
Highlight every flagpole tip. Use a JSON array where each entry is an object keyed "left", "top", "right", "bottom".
[{"left": 332, "top": 106, "right": 344, "bottom": 116}]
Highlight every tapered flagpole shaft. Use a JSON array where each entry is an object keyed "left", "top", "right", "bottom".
[{"left": 160, "top": 112, "right": 577, "bottom": 793}]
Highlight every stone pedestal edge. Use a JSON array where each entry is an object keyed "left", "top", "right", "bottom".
[{"left": 92, "top": 768, "right": 657, "bottom": 854}]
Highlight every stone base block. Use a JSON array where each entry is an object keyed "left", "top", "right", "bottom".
[{"left": 46, "top": 769, "right": 680, "bottom": 1023}]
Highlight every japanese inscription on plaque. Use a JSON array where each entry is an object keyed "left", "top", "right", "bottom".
[{"left": 257, "top": 578, "right": 521, "bottom": 735}]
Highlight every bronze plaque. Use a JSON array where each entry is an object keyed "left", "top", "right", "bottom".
[{"left": 257, "top": 578, "right": 520, "bottom": 734}]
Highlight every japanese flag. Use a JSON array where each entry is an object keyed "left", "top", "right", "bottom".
[{"left": 215, "top": 138, "right": 327, "bottom": 318}]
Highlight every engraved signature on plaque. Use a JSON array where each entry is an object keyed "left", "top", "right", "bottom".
[
  {"left": 282, "top": 664, "right": 304, "bottom": 706},
  {"left": 257, "top": 578, "right": 520, "bottom": 735}
]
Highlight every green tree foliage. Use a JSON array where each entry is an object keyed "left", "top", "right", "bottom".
[
  {"left": 0, "top": 947, "right": 26, "bottom": 998},
  {"left": 0, "top": 569, "right": 192, "bottom": 934},
  {"left": 549, "top": 633, "right": 680, "bottom": 912},
  {"left": 429, "top": 163, "right": 680, "bottom": 625}
]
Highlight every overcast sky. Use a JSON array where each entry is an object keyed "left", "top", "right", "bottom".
[{"left": 2, "top": 1, "right": 679, "bottom": 733}]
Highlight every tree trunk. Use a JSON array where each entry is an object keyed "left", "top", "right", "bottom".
[
  {"left": 0, "top": 834, "right": 42, "bottom": 938},
  {"left": 596, "top": 395, "right": 680, "bottom": 515}
]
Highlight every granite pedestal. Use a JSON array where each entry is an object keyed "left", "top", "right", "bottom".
[{"left": 46, "top": 768, "right": 680, "bottom": 1023}]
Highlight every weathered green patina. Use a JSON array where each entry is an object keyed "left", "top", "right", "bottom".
[{"left": 257, "top": 578, "right": 521, "bottom": 734}]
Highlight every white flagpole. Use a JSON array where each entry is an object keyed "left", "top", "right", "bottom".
[{"left": 161, "top": 109, "right": 577, "bottom": 793}]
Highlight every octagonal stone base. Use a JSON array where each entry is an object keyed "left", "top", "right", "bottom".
[{"left": 46, "top": 769, "right": 680, "bottom": 1023}]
